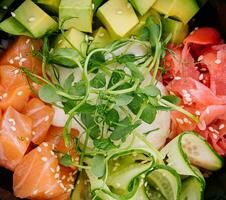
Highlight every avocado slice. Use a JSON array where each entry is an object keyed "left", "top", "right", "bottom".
[
  {"left": 13, "top": 0, "right": 58, "bottom": 38},
  {"left": 97, "top": 0, "right": 139, "bottom": 39},
  {"left": 89, "top": 27, "right": 113, "bottom": 51},
  {"left": 36, "top": 0, "right": 60, "bottom": 14},
  {"left": 153, "top": 0, "right": 200, "bottom": 24},
  {"left": 162, "top": 17, "right": 189, "bottom": 44},
  {"left": 54, "top": 28, "right": 88, "bottom": 56},
  {"left": 130, "top": 0, "right": 157, "bottom": 16},
  {"left": 0, "top": 17, "right": 33, "bottom": 37},
  {"left": 59, "top": 0, "right": 93, "bottom": 33}
]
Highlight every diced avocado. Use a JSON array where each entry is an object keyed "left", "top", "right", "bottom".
[
  {"left": 153, "top": 0, "right": 199, "bottom": 24},
  {"left": 97, "top": 0, "right": 139, "bottom": 39},
  {"left": 36, "top": 0, "right": 60, "bottom": 14},
  {"left": 130, "top": 0, "right": 157, "bottom": 16},
  {"left": 59, "top": 0, "right": 93, "bottom": 33},
  {"left": 89, "top": 27, "right": 113, "bottom": 51},
  {"left": 14, "top": 0, "right": 58, "bottom": 38},
  {"left": 0, "top": 17, "right": 33, "bottom": 37},
  {"left": 162, "top": 17, "right": 189, "bottom": 44},
  {"left": 54, "top": 28, "right": 88, "bottom": 56},
  {"left": 129, "top": 9, "right": 160, "bottom": 36}
]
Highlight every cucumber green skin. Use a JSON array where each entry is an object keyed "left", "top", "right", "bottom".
[
  {"left": 146, "top": 165, "right": 182, "bottom": 200},
  {"left": 180, "top": 177, "right": 204, "bottom": 200},
  {"left": 161, "top": 131, "right": 223, "bottom": 185}
]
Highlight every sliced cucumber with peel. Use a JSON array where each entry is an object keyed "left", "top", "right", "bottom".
[
  {"left": 180, "top": 177, "right": 204, "bottom": 200},
  {"left": 161, "top": 132, "right": 223, "bottom": 183},
  {"left": 145, "top": 165, "right": 181, "bottom": 200}
]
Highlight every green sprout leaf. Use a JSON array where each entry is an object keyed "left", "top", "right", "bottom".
[
  {"left": 90, "top": 73, "right": 106, "bottom": 88},
  {"left": 64, "top": 73, "right": 74, "bottom": 89},
  {"left": 139, "top": 85, "right": 161, "bottom": 97},
  {"left": 68, "top": 80, "right": 86, "bottom": 96},
  {"left": 91, "top": 154, "right": 106, "bottom": 178},
  {"left": 39, "top": 84, "right": 60, "bottom": 103},
  {"left": 60, "top": 154, "right": 73, "bottom": 167},
  {"left": 126, "top": 62, "right": 144, "bottom": 82},
  {"left": 162, "top": 95, "right": 181, "bottom": 105},
  {"left": 140, "top": 104, "right": 157, "bottom": 124},
  {"left": 115, "top": 94, "right": 134, "bottom": 106},
  {"left": 105, "top": 109, "right": 119, "bottom": 126},
  {"left": 93, "top": 138, "right": 117, "bottom": 150}
]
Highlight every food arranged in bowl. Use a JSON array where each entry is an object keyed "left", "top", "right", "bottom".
[{"left": 0, "top": 0, "right": 225, "bottom": 199}]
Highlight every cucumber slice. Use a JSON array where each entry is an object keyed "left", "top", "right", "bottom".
[
  {"left": 180, "top": 177, "right": 204, "bottom": 200},
  {"left": 161, "top": 132, "right": 223, "bottom": 182},
  {"left": 71, "top": 170, "right": 92, "bottom": 200},
  {"left": 106, "top": 148, "right": 155, "bottom": 198},
  {"left": 145, "top": 165, "right": 181, "bottom": 200}
]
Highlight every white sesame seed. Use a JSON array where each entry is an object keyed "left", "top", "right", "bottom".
[
  {"left": 56, "top": 165, "right": 60, "bottom": 172},
  {"left": 182, "top": 89, "right": 188, "bottom": 94},
  {"left": 14, "top": 56, "right": 20, "bottom": 60},
  {"left": 208, "top": 127, "right": 214, "bottom": 132},
  {"left": 116, "top": 183, "right": 121, "bottom": 187},
  {"left": 185, "top": 97, "right": 192, "bottom": 102},
  {"left": 213, "top": 133, "right": 218, "bottom": 140},
  {"left": 92, "top": 3, "right": 95, "bottom": 10},
  {"left": 219, "top": 124, "right": 225, "bottom": 130},
  {"left": 176, "top": 118, "right": 184, "bottom": 124},
  {"left": 25, "top": 137, "right": 29, "bottom": 141},
  {"left": 19, "top": 53, "right": 22, "bottom": 58},
  {"left": 9, "top": 59, "right": 14, "bottom": 64},
  {"left": 41, "top": 157, "right": 47, "bottom": 162},
  {"left": 174, "top": 76, "right": 182, "bottom": 80},
  {"left": 14, "top": 69, "right": 20, "bottom": 75},
  {"left": 44, "top": 116, "right": 49, "bottom": 122},
  {"left": 2, "top": 93, "right": 7, "bottom": 98},
  {"left": 37, "top": 147, "right": 42, "bottom": 152},
  {"left": 33, "top": 189, "right": 38, "bottom": 195},
  {"left": 25, "top": 39, "right": 30, "bottom": 44},
  {"left": 50, "top": 150, "right": 55, "bottom": 156},
  {"left": 195, "top": 111, "right": 201, "bottom": 116},
  {"left": 183, "top": 118, "right": 189, "bottom": 123},
  {"left": 50, "top": 167, "right": 55, "bottom": 173},
  {"left": 43, "top": 142, "right": 48, "bottom": 147},
  {"left": 44, "top": 191, "right": 49, "bottom": 195},
  {"left": 214, "top": 59, "right": 221, "bottom": 64},
  {"left": 31, "top": 45, "right": 34, "bottom": 51},
  {"left": 10, "top": 126, "right": 16, "bottom": 132},
  {"left": 54, "top": 173, "right": 59, "bottom": 179},
  {"left": 198, "top": 55, "right": 204, "bottom": 62},
  {"left": 116, "top": 10, "right": 123, "bottom": 15},
  {"left": 32, "top": 131, "right": 36, "bottom": 136},
  {"left": 17, "top": 91, "right": 23, "bottom": 96},
  {"left": 127, "top": 3, "right": 131, "bottom": 9},
  {"left": 20, "top": 58, "right": 27, "bottom": 63},
  {"left": 61, "top": 175, "right": 66, "bottom": 180},
  {"left": 99, "top": 33, "right": 105, "bottom": 38},
  {"left": 57, "top": 180, "right": 62, "bottom": 183},
  {"left": 59, "top": 183, "right": 65, "bottom": 189},
  {"left": 199, "top": 73, "right": 204, "bottom": 81},
  {"left": 194, "top": 27, "right": 199, "bottom": 31},
  {"left": 8, "top": 118, "right": 16, "bottom": 126},
  {"left": 11, "top": 12, "right": 16, "bottom": 17},
  {"left": 206, "top": 108, "right": 210, "bottom": 114},
  {"left": 3, "top": 6, "right": 7, "bottom": 10},
  {"left": 183, "top": 93, "right": 191, "bottom": 98},
  {"left": 28, "top": 16, "right": 35, "bottom": 22},
  {"left": 52, "top": 144, "right": 55, "bottom": 150}
]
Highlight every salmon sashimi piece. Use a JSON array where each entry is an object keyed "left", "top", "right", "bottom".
[
  {"left": 0, "top": 85, "right": 31, "bottom": 112},
  {"left": 23, "top": 98, "right": 54, "bottom": 145},
  {"left": 0, "top": 65, "right": 28, "bottom": 89},
  {"left": 0, "top": 36, "right": 42, "bottom": 74},
  {"left": 13, "top": 142, "right": 76, "bottom": 199},
  {"left": 0, "top": 106, "right": 32, "bottom": 171},
  {"left": 45, "top": 126, "right": 80, "bottom": 170}
]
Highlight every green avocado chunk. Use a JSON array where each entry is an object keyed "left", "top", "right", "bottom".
[
  {"left": 153, "top": 0, "right": 199, "bottom": 24},
  {"left": 130, "top": 0, "right": 157, "bottom": 16},
  {"left": 13, "top": 0, "right": 58, "bottom": 38},
  {"left": 97, "top": 0, "right": 139, "bottom": 39},
  {"left": 59, "top": 0, "right": 93, "bottom": 33},
  {"left": 0, "top": 17, "right": 33, "bottom": 37},
  {"left": 162, "top": 17, "right": 189, "bottom": 44},
  {"left": 54, "top": 28, "right": 88, "bottom": 56},
  {"left": 89, "top": 27, "right": 113, "bottom": 51},
  {"left": 36, "top": 0, "right": 60, "bottom": 14}
]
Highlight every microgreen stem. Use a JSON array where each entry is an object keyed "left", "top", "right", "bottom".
[
  {"left": 151, "top": 43, "right": 162, "bottom": 84},
  {"left": 79, "top": 130, "right": 90, "bottom": 168},
  {"left": 160, "top": 98, "right": 199, "bottom": 123}
]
